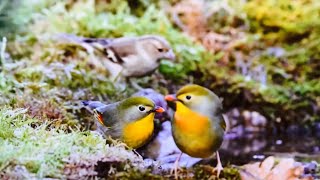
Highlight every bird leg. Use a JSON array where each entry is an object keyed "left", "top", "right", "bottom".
[
  {"left": 132, "top": 149, "right": 143, "bottom": 159},
  {"left": 170, "top": 152, "right": 183, "bottom": 179},
  {"left": 213, "top": 151, "right": 223, "bottom": 177}
]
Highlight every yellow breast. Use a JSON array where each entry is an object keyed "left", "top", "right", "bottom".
[
  {"left": 173, "top": 102, "right": 214, "bottom": 158},
  {"left": 122, "top": 113, "right": 155, "bottom": 149},
  {"left": 174, "top": 102, "right": 210, "bottom": 134}
]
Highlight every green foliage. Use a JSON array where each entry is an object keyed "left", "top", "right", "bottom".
[
  {"left": 0, "top": 107, "right": 143, "bottom": 178},
  {"left": 192, "top": 165, "right": 240, "bottom": 180},
  {"left": 19, "top": 0, "right": 202, "bottom": 80},
  {"left": 190, "top": 0, "right": 320, "bottom": 123},
  {"left": 0, "top": 0, "right": 207, "bottom": 127},
  {"left": 243, "top": 0, "right": 320, "bottom": 42},
  {"left": 0, "top": 0, "right": 17, "bottom": 36}
]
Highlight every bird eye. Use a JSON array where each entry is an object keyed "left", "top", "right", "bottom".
[
  {"left": 138, "top": 106, "right": 145, "bottom": 111},
  {"left": 157, "top": 48, "right": 163, "bottom": 52},
  {"left": 186, "top": 95, "right": 192, "bottom": 100}
]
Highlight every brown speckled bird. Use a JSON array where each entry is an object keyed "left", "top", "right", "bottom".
[{"left": 60, "top": 34, "right": 175, "bottom": 80}]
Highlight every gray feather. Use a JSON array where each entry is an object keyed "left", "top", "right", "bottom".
[{"left": 82, "top": 100, "right": 106, "bottom": 110}]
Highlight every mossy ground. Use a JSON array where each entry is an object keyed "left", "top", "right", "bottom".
[{"left": 0, "top": 0, "right": 319, "bottom": 179}]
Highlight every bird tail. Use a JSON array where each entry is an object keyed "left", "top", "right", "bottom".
[
  {"left": 54, "top": 33, "right": 112, "bottom": 51},
  {"left": 80, "top": 38, "right": 113, "bottom": 53},
  {"left": 82, "top": 100, "right": 106, "bottom": 125},
  {"left": 53, "top": 33, "right": 84, "bottom": 44},
  {"left": 82, "top": 100, "right": 106, "bottom": 110},
  {"left": 81, "top": 38, "right": 112, "bottom": 46}
]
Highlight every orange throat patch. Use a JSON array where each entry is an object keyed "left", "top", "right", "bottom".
[
  {"left": 173, "top": 102, "right": 216, "bottom": 158},
  {"left": 174, "top": 102, "right": 210, "bottom": 134}
]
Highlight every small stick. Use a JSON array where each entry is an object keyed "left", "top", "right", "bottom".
[{"left": 0, "top": 37, "right": 7, "bottom": 68}]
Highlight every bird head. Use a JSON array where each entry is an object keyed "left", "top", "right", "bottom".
[
  {"left": 165, "top": 84, "right": 222, "bottom": 116},
  {"left": 139, "top": 35, "right": 175, "bottom": 62},
  {"left": 119, "top": 96, "right": 165, "bottom": 123},
  {"left": 132, "top": 88, "right": 169, "bottom": 121}
]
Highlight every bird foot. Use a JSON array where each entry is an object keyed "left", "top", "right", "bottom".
[
  {"left": 212, "top": 151, "right": 223, "bottom": 178},
  {"left": 132, "top": 149, "right": 143, "bottom": 159},
  {"left": 213, "top": 163, "right": 224, "bottom": 178},
  {"left": 170, "top": 166, "right": 182, "bottom": 179},
  {"left": 170, "top": 152, "right": 183, "bottom": 179}
]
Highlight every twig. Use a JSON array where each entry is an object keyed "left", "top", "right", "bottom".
[{"left": 0, "top": 37, "right": 7, "bottom": 68}]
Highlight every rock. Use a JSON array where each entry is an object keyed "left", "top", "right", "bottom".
[
  {"left": 243, "top": 110, "right": 267, "bottom": 132},
  {"left": 313, "top": 122, "right": 320, "bottom": 137},
  {"left": 225, "top": 109, "right": 267, "bottom": 135},
  {"left": 304, "top": 161, "right": 317, "bottom": 174},
  {"left": 251, "top": 111, "right": 267, "bottom": 127},
  {"left": 266, "top": 47, "right": 286, "bottom": 58},
  {"left": 286, "top": 124, "right": 309, "bottom": 136},
  {"left": 224, "top": 108, "right": 244, "bottom": 136}
]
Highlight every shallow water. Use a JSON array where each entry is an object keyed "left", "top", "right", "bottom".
[
  {"left": 218, "top": 132, "right": 320, "bottom": 165},
  {"left": 139, "top": 121, "right": 320, "bottom": 171}
]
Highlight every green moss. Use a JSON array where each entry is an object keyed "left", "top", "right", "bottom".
[
  {"left": 10, "top": 0, "right": 204, "bottom": 81},
  {"left": 0, "top": 0, "right": 207, "bottom": 128},
  {"left": 175, "top": 165, "right": 241, "bottom": 180},
  {"left": 243, "top": 0, "right": 320, "bottom": 42},
  {"left": 0, "top": 107, "right": 143, "bottom": 178},
  {"left": 186, "top": 0, "right": 320, "bottom": 124}
]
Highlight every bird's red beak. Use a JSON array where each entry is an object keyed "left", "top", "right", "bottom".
[
  {"left": 165, "top": 94, "right": 177, "bottom": 102},
  {"left": 154, "top": 106, "right": 165, "bottom": 113}
]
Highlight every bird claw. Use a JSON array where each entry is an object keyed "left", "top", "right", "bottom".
[
  {"left": 132, "top": 149, "right": 143, "bottom": 159},
  {"left": 213, "top": 163, "right": 224, "bottom": 177},
  {"left": 170, "top": 152, "right": 183, "bottom": 179},
  {"left": 170, "top": 165, "right": 182, "bottom": 179},
  {"left": 213, "top": 151, "right": 223, "bottom": 177}
]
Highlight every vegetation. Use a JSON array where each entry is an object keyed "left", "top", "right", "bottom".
[
  {"left": 169, "top": 0, "right": 320, "bottom": 126},
  {"left": 0, "top": 107, "right": 147, "bottom": 179},
  {"left": 0, "top": 0, "right": 319, "bottom": 178}
]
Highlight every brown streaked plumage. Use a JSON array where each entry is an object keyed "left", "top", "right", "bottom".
[{"left": 59, "top": 34, "right": 176, "bottom": 79}]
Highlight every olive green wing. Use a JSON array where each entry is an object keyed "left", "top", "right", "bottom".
[
  {"left": 220, "top": 115, "right": 227, "bottom": 132},
  {"left": 95, "top": 103, "right": 120, "bottom": 127}
]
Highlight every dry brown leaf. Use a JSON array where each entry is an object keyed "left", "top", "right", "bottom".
[
  {"left": 260, "top": 156, "right": 275, "bottom": 178},
  {"left": 240, "top": 156, "right": 309, "bottom": 180}
]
